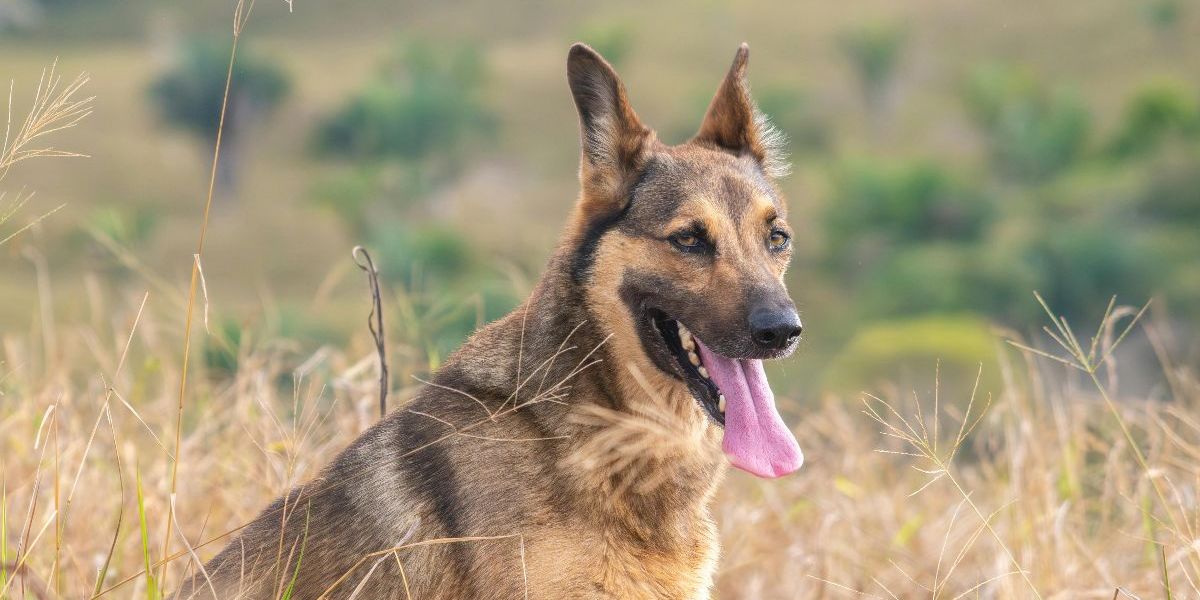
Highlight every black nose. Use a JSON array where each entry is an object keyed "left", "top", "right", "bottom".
[{"left": 749, "top": 307, "right": 803, "bottom": 350}]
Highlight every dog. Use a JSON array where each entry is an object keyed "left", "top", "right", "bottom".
[{"left": 175, "top": 41, "right": 804, "bottom": 600}]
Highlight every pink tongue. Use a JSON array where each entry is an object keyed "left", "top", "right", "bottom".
[{"left": 695, "top": 339, "right": 803, "bottom": 478}]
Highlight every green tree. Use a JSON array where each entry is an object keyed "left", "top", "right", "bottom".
[{"left": 150, "top": 38, "right": 290, "bottom": 197}]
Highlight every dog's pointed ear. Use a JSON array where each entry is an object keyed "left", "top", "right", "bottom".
[
  {"left": 693, "top": 43, "right": 789, "bottom": 178},
  {"left": 567, "top": 43, "right": 653, "bottom": 216}
]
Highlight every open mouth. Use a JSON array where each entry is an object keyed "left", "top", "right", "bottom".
[
  {"left": 652, "top": 312, "right": 726, "bottom": 426},
  {"left": 646, "top": 309, "right": 804, "bottom": 479}
]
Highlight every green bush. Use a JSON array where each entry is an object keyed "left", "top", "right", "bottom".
[
  {"left": 369, "top": 223, "right": 475, "bottom": 284},
  {"left": 1019, "top": 221, "right": 1158, "bottom": 323},
  {"left": 963, "top": 65, "right": 1091, "bottom": 182},
  {"left": 1134, "top": 149, "right": 1200, "bottom": 222},
  {"left": 1141, "top": 0, "right": 1182, "bottom": 32},
  {"left": 1108, "top": 81, "right": 1199, "bottom": 159},
  {"left": 824, "top": 314, "right": 1002, "bottom": 401},
  {"left": 315, "top": 39, "right": 495, "bottom": 164},
  {"left": 825, "top": 159, "right": 994, "bottom": 263},
  {"left": 856, "top": 243, "right": 979, "bottom": 317}
]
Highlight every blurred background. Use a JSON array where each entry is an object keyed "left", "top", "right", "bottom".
[{"left": 3, "top": 0, "right": 1199, "bottom": 401}]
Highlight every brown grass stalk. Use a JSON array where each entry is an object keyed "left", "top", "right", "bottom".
[{"left": 158, "top": 0, "right": 256, "bottom": 592}]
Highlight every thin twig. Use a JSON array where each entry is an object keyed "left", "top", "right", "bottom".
[{"left": 353, "top": 246, "right": 388, "bottom": 419}]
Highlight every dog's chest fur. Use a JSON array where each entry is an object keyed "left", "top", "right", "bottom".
[{"left": 427, "top": 276, "right": 728, "bottom": 598}]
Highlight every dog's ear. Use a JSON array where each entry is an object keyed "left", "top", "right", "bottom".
[
  {"left": 693, "top": 43, "right": 789, "bottom": 178},
  {"left": 567, "top": 43, "right": 653, "bottom": 218}
]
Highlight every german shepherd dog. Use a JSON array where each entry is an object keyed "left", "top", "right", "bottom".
[{"left": 176, "top": 42, "right": 804, "bottom": 600}]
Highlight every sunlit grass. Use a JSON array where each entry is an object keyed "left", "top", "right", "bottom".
[
  {"left": 2, "top": 4, "right": 1199, "bottom": 598},
  {"left": 0, "top": 61, "right": 92, "bottom": 248},
  {"left": 1, "top": 275, "right": 1197, "bottom": 598}
]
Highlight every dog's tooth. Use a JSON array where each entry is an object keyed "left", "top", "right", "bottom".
[
  {"left": 718, "top": 394, "right": 726, "bottom": 413},
  {"left": 680, "top": 333, "right": 695, "bottom": 351},
  {"left": 688, "top": 352, "right": 700, "bottom": 366},
  {"left": 698, "top": 366, "right": 709, "bottom": 379}
]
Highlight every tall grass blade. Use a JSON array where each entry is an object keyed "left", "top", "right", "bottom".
[
  {"left": 280, "top": 505, "right": 311, "bottom": 600},
  {"left": 1, "top": 479, "right": 7, "bottom": 597},
  {"left": 1161, "top": 544, "right": 1173, "bottom": 600},
  {"left": 136, "top": 465, "right": 159, "bottom": 600},
  {"left": 93, "top": 405, "right": 126, "bottom": 596}
]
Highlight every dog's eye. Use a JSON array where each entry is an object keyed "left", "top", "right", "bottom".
[
  {"left": 768, "top": 230, "right": 791, "bottom": 251},
  {"left": 670, "top": 232, "right": 707, "bottom": 253}
]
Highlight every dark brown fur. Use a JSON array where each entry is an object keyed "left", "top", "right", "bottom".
[{"left": 175, "top": 42, "right": 796, "bottom": 600}]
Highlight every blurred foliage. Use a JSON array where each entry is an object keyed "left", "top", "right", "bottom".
[
  {"left": 73, "top": 205, "right": 160, "bottom": 278},
  {"left": 309, "top": 39, "right": 512, "bottom": 355},
  {"left": 823, "top": 160, "right": 997, "bottom": 320},
  {"left": 826, "top": 160, "right": 993, "bottom": 255},
  {"left": 85, "top": 205, "right": 159, "bottom": 248},
  {"left": 963, "top": 65, "right": 1091, "bottom": 182},
  {"left": 755, "top": 85, "right": 830, "bottom": 155},
  {"left": 150, "top": 38, "right": 290, "bottom": 140},
  {"left": 824, "top": 314, "right": 1001, "bottom": 400},
  {"left": 316, "top": 39, "right": 495, "bottom": 166},
  {"left": 202, "top": 309, "right": 342, "bottom": 379},
  {"left": 1108, "top": 81, "right": 1199, "bottom": 159},
  {"left": 1019, "top": 222, "right": 1158, "bottom": 322},
  {"left": 820, "top": 113, "right": 1200, "bottom": 328},
  {"left": 308, "top": 166, "right": 382, "bottom": 237},
  {"left": 1134, "top": 148, "right": 1200, "bottom": 222},
  {"left": 149, "top": 37, "right": 289, "bottom": 195},
  {"left": 839, "top": 22, "right": 906, "bottom": 117},
  {"left": 371, "top": 222, "right": 474, "bottom": 283},
  {"left": 1141, "top": 0, "right": 1182, "bottom": 32},
  {"left": 203, "top": 317, "right": 244, "bottom": 377},
  {"left": 575, "top": 20, "right": 635, "bottom": 67}
]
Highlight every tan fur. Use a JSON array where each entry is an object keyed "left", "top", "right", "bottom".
[{"left": 174, "top": 42, "right": 794, "bottom": 600}]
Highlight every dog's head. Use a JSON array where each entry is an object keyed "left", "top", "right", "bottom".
[{"left": 565, "top": 43, "right": 803, "bottom": 478}]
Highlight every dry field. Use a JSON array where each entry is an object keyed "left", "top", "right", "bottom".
[
  {"left": 1, "top": 276, "right": 1199, "bottom": 599},
  {"left": 3, "top": 5, "right": 1200, "bottom": 600}
]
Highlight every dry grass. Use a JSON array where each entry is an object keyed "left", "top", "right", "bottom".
[
  {"left": 3, "top": 6, "right": 1199, "bottom": 599},
  {"left": 0, "top": 61, "right": 92, "bottom": 248},
  {"left": 1, "top": 274, "right": 1198, "bottom": 599},
  {"left": 710, "top": 303, "right": 1200, "bottom": 599}
]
